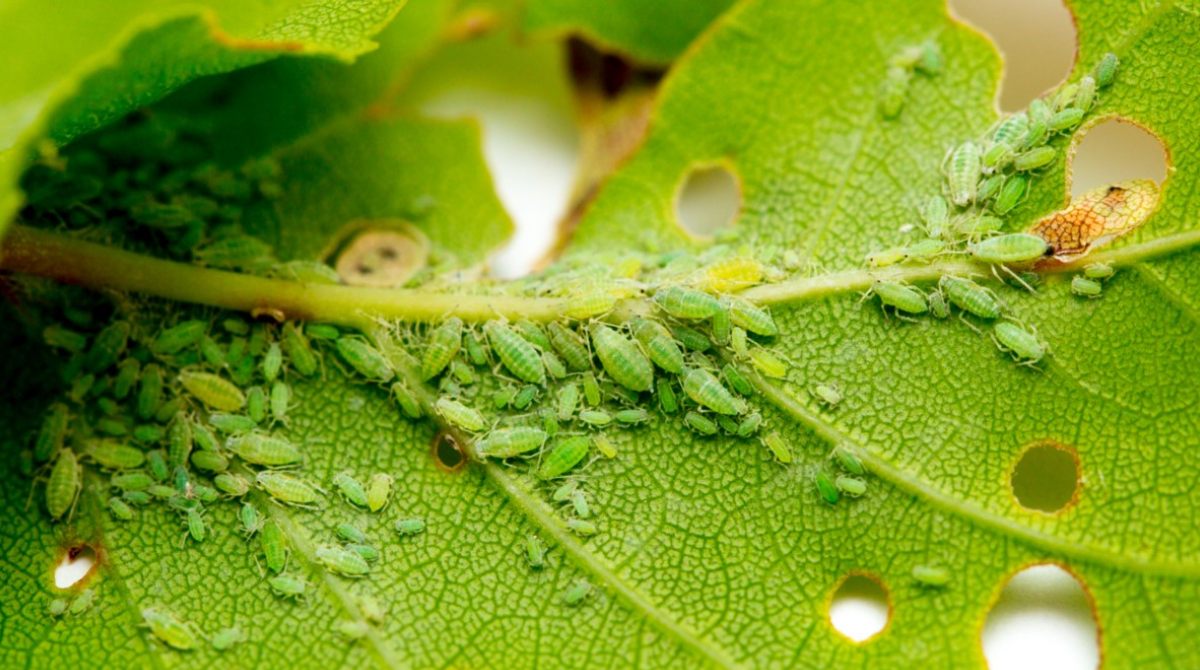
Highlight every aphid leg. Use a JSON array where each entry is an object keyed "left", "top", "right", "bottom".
[
  {"left": 956, "top": 313, "right": 983, "bottom": 334},
  {"left": 994, "top": 264, "right": 1037, "bottom": 293}
]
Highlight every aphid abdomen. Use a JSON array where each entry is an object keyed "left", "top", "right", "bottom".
[
  {"left": 484, "top": 322, "right": 546, "bottom": 384},
  {"left": 590, "top": 324, "right": 654, "bottom": 392}
]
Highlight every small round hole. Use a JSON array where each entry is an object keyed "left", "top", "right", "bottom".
[
  {"left": 324, "top": 220, "right": 430, "bottom": 288},
  {"left": 1011, "top": 441, "right": 1079, "bottom": 514},
  {"left": 674, "top": 164, "right": 741, "bottom": 239},
  {"left": 982, "top": 565, "right": 1099, "bottom": 670},
  {"left": 432, "top": 432, "right": 466, "bottom": 473},
  {"left": 55, "top": 545, "right": 97, "bottom": 589},
  {"left": 1070, "top": 119, "right": 1168, "bottom": 196},
  {"left": 828, "top": 573, "right": 890, "bottom": 643}
]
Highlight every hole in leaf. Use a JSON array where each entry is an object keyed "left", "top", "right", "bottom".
[
  {"left": 982, "top": 565, "right": 1099, "bottom": 670},
  {"left": 1010, "top": 441, "right": 1079, "bottom": 514},
  {"left": 327, "top": 220, "right": 430, "bottom": 288},
  {"left": 55, "top": 544, "right": 97, "bottom": 589},
  {"left": 432, "top": 431, "right": 466, "bottom": 473},
  {"left": 674, "top": 164, "right": 741, "bottom": 239},
  {"left": 828, "top": 573, "right": 890, "bottom": 643},
  {"left": 1069, "top": 119, "right": 1168, "bottom": 196},
  {"left": 947, "top": 0, "right": 1075, "bottom": 111}
]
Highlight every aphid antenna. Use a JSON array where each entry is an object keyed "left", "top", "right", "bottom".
[
  {"left": 956, "top": 313, "right": 983, "bottom": 335},
  {"left": 992, "top": 264, "right": 1038, "bottom": 293}
]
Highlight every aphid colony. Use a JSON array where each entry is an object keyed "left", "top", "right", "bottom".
[{"left": 862, "top": 53, "right": 1124, "bottom": 366}]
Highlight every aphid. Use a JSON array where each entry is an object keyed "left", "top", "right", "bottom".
[
  {"left": 511, "top": 385, "right": 539, "bottom": 410},
  {"left": 421, "top": 317, "right": 463, "bottom": 380},
  {"left": 463, "top": 331, "right": 488, "bottom": 367},
  {"left": 492, "top": 387, "right": 516, "bottom": 409},
  {"left": 173, "top": 466, "right": 190, "bottom": 495},
  {"left": 34, "top": 403, "right": 69, "bottom": 463},
  {"left": 653, "top": 286, "right": 722, "bottom": 320},
  {"left": 367, "top": 474, "right": 393, "bottom": 512},
  {"left": 257, "top": 471, "right": 322, "bottom": 506},
  {"left": 96, "top": 417, "right": 128, "bottom": 437},
  {"left": 65, "top": 373, "right": 93, "bottom": 403},
  {"left": 215, "top": 473, "right": 251, "bottom": 497},
  {"left": 615, "top": 408, "right": 649, "bottom": 425},
  {"left": 193, "top": 484, "right": 220, "bottom": 504},
  {"left": 281, "top": 324, "right": 318, "bottom": 377},
  {"left": 581, "top": 372, "right": 601, "bottom": 406},
  {"left": 761, "top": 432, "right": 792, "bottom": 463},
  {"left": 810, "top": 383, "right": 842, "bottom": 407},
  {"left": 710, "top": 308, "right": 731, "bottom": 345},
  {"left": 992, "top": 321, "right": 1046, "bottom": 363},
  {"left": 947, "top": 142, "right": 981, "bottom": 206},
  {"left": 111, "top": 359, "right": 140, "bottom": 400},
  {"left": 563, "top": 291, "right": 617, "bottom": 319},
  {"left": 1083, "top": 262, "right": 1114, "bottom": 280},
  {"left": 870, "top": 281, "right": 928, "bottom": 315},
  {"left": 1013, "top": 146, "right": 1056, "bottom": 171},
  {"left": 151, "top": 320, "right": 206, "bottom": 356},
  {"left": 992, "top": 174, "right": 1028, "bottom": 215},
  {"left": 1074, "top": 74, "right": 1097, "bottom": 111},
  {"left": 835, "top": 447, "right": 866, "bottom": 475},
  {"left": 346, "top": 543, "right": 380, "bottom": 563},
  {"left": 484, "top": 321, "right": 545, "bottom": 384},
  {"left": 914, "top": 40, "right": 941, "bottom": 74},
  {"left": 184, "top": 508, "right": 206, "bottom": 543},
  {"left": 866, "top": 247, "right": 906, "bottom": 268},
  {"left": 969, "top": 233, "right": 1049, "bottom": 264},
  {"left": 591, "top": 434, "right": 617, "bottom": 459},
  {"left": 1071, "top": 276, "right": 1103, "bottom": 298},
  {"left": 135, "top": 363, "right": 163, "bottom": 420},
  {"left": 903, "top": 239, "right": 945, "bottom": 263},
  {"left": 684, "top": 411, "right": 718, "bottom": 436},
  {"left": 681, "top": 368, "right": 740, "bottom": 415},
  {"left": 394, "top": 517, "right": 426, "bottom": 536},
  {"left": 154, "top": 398, "right": 184, "bottom": 425},
  {"left": 336, "top": 523, "right": 367, "bottom": 544},
  {"left": 631, "top": 319, "right": 685, "bottom": 374},
  {"left": 147, "top": 484, "right": 177, "bottom": 500},
  {"left": 112, "top": 471, "right": 154, "bottom": 491},
  {"left": 656, "top": 378, "right": 679, "bottom": 414},
  {"left": 142, "top": 607, "right": 201, "bottom": 649},
  {"left": 67, "top": 588, "right": 97, "bottom": 616},
  {"left": 939, "top": 276, "right": 1002, "bottom": 319},
  {"left": 87, "top": 441, "right": 145, "bottom": 470},
  {"left": 556, "top": 384, "right": 580, "bottom": 421},
  {"left": 912, "top": 564, "right": 951, "bottom": 587},
  {"left": 748, "top": 349, "right": 789, "bottom": 380},
  {"left": 45, "top": 449, "right": 81, "bottom": 523},
  {"left": 255, "top": 343, "right": 282, "bottom": 385},
  {"left": 476, "top": 427, "right": 547, "bottom": 459},
  {"left": 1021, "top": 119, "right": 1048, "bottom": 150},
  {"left": 179, "top": 370, "right": 245, "bottom": 411},
  {"left": 165, "top": 416, "right": 192, "bottom": 468},
  {"left": 671, "top": 324, "right": 712, "bottom": 352},
  {"left": 195, "top": 235, "right": 274, "bottom": 270},
  {"left": 83, "top": 321, "right": 130, "bottom": 372},
  {"left": 959, "top": 214, "right": 1003, "bottom": 240},
  {"left": 716, "top": 416, "right": 739, "bottom": 435},
  {"left": 133, "top": 423, "right": 168, "bottom": 443},
  {"left": 332, "top": 471, "right": 369, "bottom": 508},
  {"left": 208, "top": 413, "right": 257, "bottom": 434},
  {"left": 512, "top": 320, "right": 550, "bottom": 351},
  {"left": 267, "top": 381, "right": 291, "bottom": 422},
  {"left": 922, "top": 194, "right": 951, "bottom": 238},
  {"left": 835, "top": 476, "right": 867, "bottom": 497},
  {"left": 44, "top": 324, "right": 89, "bottom": 353},
  {"left": 562, "top": 579, "right": 592, "bottom": 606},
  {"left": 1094, "top": 52, "right": 1119, "bottom": 88},
  {"left": 268, "top": 575, "right": 306, "bottom": 598},
  {"left": 336, "top": 338, "right": 394, "bottom": 382},
  {"left": 696, "top": 256, "right": 764, "bottom": 292},
  {"left": 306, "top": 324, "right": 339, "bottom": 340},
  {"left": 435, "top": 397, "right": 485, "bottom": 432},
  {"left": 539, "top": 436, "right": 590, "bottom": 479},
  {"left": 815, "top": 471, "right": 839, "bottom": 504},
  {"left": 735, "top": 412, "right": 762, "bottom": 438},
  {"left": 211, "top": 627, "right": 244, "bottom": 651},
  {"left": 589, "top": 324, "right": 654, "bottom": 392},
  {"left": 1048, "top": 107, "right": 1084, "bottom": 132},
  {"left": 567, "top": 518, "right": 598, "bottom": 536},
  {"left": 540, "top": 351, "right": 567, "bottom": 380},
  {"left": 925, "top": 290, "right": 948, "bottom": 321},
  {"left": 108, "top": 496, "right": 134, "bottom": 521},
  {"left": 315, "top": 544, "right": 371, "bottom": 576},
  {"left": 578, "top": 410, "right": 613, "bottom": 427},
  {"left": 122, "top": 489, "right": 151, "bottom": 506},
  {"left": 542, "top": 323, "right": 588, "bottom": 372},
  {"left": 878, "top": 65, "right": 910, "bottom": 119},
  {"left": 48, "top": 598, "right": 68, "bottom": 617},
  {"left": 525, "top": 535, "right": 546, "bottom": 570},
  {"left": 261, "top": 520, "right": 288, "bottom": 572},
  {"left": 390, "top": 382, "right": 423, "bottom": 420},
  {"left": 728, "top": 298, "right": 778, "bottom": 337},
  {"left": 240, "top": 501, "right": 262, "bottom": 536},
  {"left": 228, "top": 434, "right": 302, "bottom": 466},
  {"left": 721, "top": 364, "right": 754, "bottom": 397},
  {"left": 541, "top": 408, "right": 560, "bottom": 436}
]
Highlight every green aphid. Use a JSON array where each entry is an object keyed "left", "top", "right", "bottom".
[
  {"left": 1071, "top": 276, "right": 1103, "bottom": 298},
  {"left": 835, "top": 476, "right": 867, "bottom": 497},
  {"left": 152, "top": 320, "right": 206, "bottom": 355},
  {"left": 835, "top": 448, "right": 866, "bottom": 475},
  {"left": 541, "top": 408, "right": 560, "bottom": 436},
  {"left": 556, "top": 384, "right": 580, "bottom": 421},
  {"left": 173, "top": 466, "right": 190, "bottom": 495},
  {"left": 735, "top": 412, "right": 762, "bottom": 438},
  {"left": 492, "top": 387, "right": 516, "bottom": 410},
  {"left": 969, "top": 233, "right": 1049, "bottom": 264},
  {"left": 215, "top": 473, "right": 251, "bottom": 497},
  {"left": 208, "top": 412, "right": 257, "bottom": 435},
  {"left": 337, "top": 523, "right": 367, "bottom": 544},
  {"left": 656, "top": 378, "right": 678, "bottom": 414},
  {"left": 450, "top": 360, "right": 476, "bottom": 385},
  {"left": 108, "top": 496, "right": 134, "bottom": 521},
  {"left": 721, "top": 363, "right": 754, "bottom": 396},
  {"left": 541, "top": 351, "right": 567, "bottom": 380},
  {"left": 34, "top": 403, "right": 69, "bottom": 462},
  {"left": 240, "top": 501, "right": 262, "bottom": 536},
  {"left": 590, "top": 324, "right": 653, "bottom": 392},
  {"left": 566, "top": 519, "right": 598, "bottom": 536},
  {"left": 211, "top": 627, "right": 245, "bottom": 651},
  {"left": 683, "top": 368, "right": 742, "bottom": 415},
  {"left": 922, "top": 194, "right": 951, "bottom": 238},
  {"left": 815, "top": 471, "right": 839, "bottom": 504},
  {"left": 546, "top": 323, "right": 591, "bottom": 372},
  {"left": 307, "top": 324, "right": 339, "bottom": 340},
  {"left": 484, "top": 322, "right": 545, "bottom": 384},
  {"left": 359, "top": 595, "right": 386, "bottom": 624},
  {"left": 281, "top": 324, "right": 318, "bottom": 377},
  {"left": 193, "top": 485, "right": 219, "bottom": 503},
  {"left": 184, "top": 508, "right": 206, "bottom": 543},
  {"left": 525, "top": 535, "right": 546, "bottom": 570},
  {"left": 477, "top": 427, "right": 547, "bottom": 459},
  {"left": 463, "top": 331, "right": 488, "bottom": 367},
  {"left": 562, "top": 579, "right": 592, "bottom": 606},
  {"left": 947, "top": 141, "right": 981, "bottom": 206},
  {"left": 84, "top": 321, "right": 130, "bottom": 372},
  {"left": 878, "top": 65, "right": 910, "bottom": 119},
  {"left": 762, "top": 432, "right": 792, "bottom": 463},
  {"left": 632, "top": 318, "right": 685, "bottom": 374},
  {"left": 435, "top": 398, "right": 485, "bottom": 432},
  {"left": 710, "top": 308, "right": 731, "bottom": 345},
  {"left": 179, "top": 370, "right": 245, "bottom": 411},
  {"left": 194, "top": 235, "right": 274, "bottom": 271},
  {"left": 257, "top": 471, "right": 322, "bottom": 506},
  {"left": 167, "top": 416, "right": 192, "bottom": 468},
  {"left": 1083, "top": 262, "right": 1115, "bottom": 280},
  {"left": 670, "top": 324, "right": 712, "bottom": 353},
  {"left": 614, "top": 408, "right": 649, "bottom": 425},
  {"left": 912, "top": 564, "right": 951, "bottom": 587},
  {"left": 992, "top": 321, "right": 1046, "bottom": 363},
  {"left": 511, "top": 385, "right": 539, "bottom": 411},
  {"left": 228, "top": 434, "right": 302, "bottom": 466},
  {"left": 230, "top": 354, "right": 257, "bottom": 387},
  {"left": 813, "top": 383, "right": 842, "bottom": 407},
  {"left": 578, "top": 410, "right": 612, "bottom": 427},
  {"left": 190, "top": 449, "right": 229, "bottom": 474},
  {"left": 112, "top": 359, "right": 140, "bottom": 400},
  {"left": 277, "top": 259, "right": 340, "bottom": 285},
  {"left": 147, "top": 484, "right": 177, "bottom": 500},
  {"left": 346, "top": 543, "right": 381, "bottom": 563},
  {"left": 654, "top": 286, "right": 722, "bottom": 320},
  {"left": 258, "top": 342, "right": 282, "bottom": 383},
  {"left": 96, "top": 418, "right": 128, "bottom": 437},
  {"left": 67, "top": 588, "right": 97, "bottom": 616},
  {"left": 992, "top": 175, "right": 1027, "bottom": 215},
  {"left": 1094, "top": 52, "right": 1119, "bottom": 88},
  {"left": 135, "top": 364, "right": 164, "bottom": 420},
  {"left": 112, "top": 471, "right": 154, "bottom": 491},
  {"left": 143, "top": 607, "right": 201, "bottom": 650},
  {"left": 570, "top": 489, "right": 592, "bottom": 519},
  {"left": 394, "top": 517, "right": 426, "bottom": 536},
  {"left": 562, "top": 291, "right": 617, "bottom": 320},
  {"left": 1012, "top": 146, "right": 1056, "bottom": 171},
  {"left": 903, "top": 239, "right": 945, "bottom": 262},
  {"left": 1075, "top": 74, "right": 1097, "bottom": 111},
  {"left": 981, "top": 143, "right": 1014, "bottom": 173},
  {"left": 1048, "top": 107, "right": 1084, "bottom": 132},
  {"left": 315, "top": 544, "right": 371, "bottom": 577},
  {"left": 223, "top": 319, "right": 250, "bottom": 336},
  {"left": 48, "top": 598, "right": 69, "bottom": 617},
  {"left": 87, "top": 441, "right": 145, "bottom": 470},
  {"left": 421, "top": 317, "right": 463, "bottom": 380},
  {"left": 367, "top": 474, "right": 393, "bottom": 513},
  {"left": 43, "top": 325, "right": 87, "bottom": 353},
  {"left": 515, "top": 320, "right": 552, "bottom": 351},
  {"left": 389, "top": 382, "right": 423, "bottom": 420},
  {"left": 871, "top": 281, "right": 928, "bottom": 315},
  {"left": 538, "top": 437, "right": 590, "bottom": 479},
  {"left": 717, "top": 416, "right": 739, "bottom": 435},
  {"left": 581, "top": 372, "right": 601, "bottom": 406},
  {"left": 728, "top": 298, "right": 778, "bottom": 337},
  {"left": 269, "top": 381, "right": 291, "bottom": 422},
  {"left": 261, "top": 519, "right": 288, "bottom": 571},
  {"left": 122, "top": 490, "right": 152, "bottom": 506},
  {"left": 268, "top": 575, "right": 306, "bottom": 599},
  {"left": 66, "top": 373, "right": 93, "bottom": 403},
  {"left": 593, "top": 434, "right": 618, "bottom": 459},
  {"left": 246, "top": 386, "right": 267, "bottom": 423},
  {"left": 552, "top": 481, "right": 578, "bottom": 502},
  {"left": 939, "top": 276, "right": 1002, "bottom": 319},
  {"left": 333, "top": 471, "right": 369, "bottom": 508},
  {"left": 45, "top": 449, "right": 81, "bottom": 523},
  {"left": 199, "top": 336, "right": 224, "bottom": 367},
  {"left": 684, "top": 411, "right": 718, "bottom": 436},
  {"left": 336, "top": 338, "right": 394, "bottom": 382},
  {"left": 225, "top": 337, "right": 247, "bottom": 367}
]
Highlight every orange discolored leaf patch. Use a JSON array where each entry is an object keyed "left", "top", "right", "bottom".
[{"left": 1029, "top": 179, "right": 1160, "bottom": 260}]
